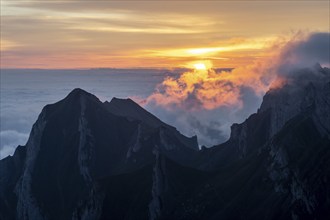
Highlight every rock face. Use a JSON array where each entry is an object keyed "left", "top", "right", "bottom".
[
  {"left": 0, "top": 65, "right": 329, "bottom": 220},
  {"left": 0, "top": 88, "right": 199, "bottom": 220}
]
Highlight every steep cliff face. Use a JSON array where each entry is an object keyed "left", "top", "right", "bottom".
[
  {"left": 267, "top": 113, "right": 330, "bottom": 219},
  {"left": 0, "top": 65, "right": 329, "bottom": 220},
  {"left": 260, "top": 66, "right": 330, "bottom": 219},
  {"left": 259, "top": 64, "right": 330, "bottom": 138},
  {"left": 0, "top": 88, "right": 200, "bottom": 220}
]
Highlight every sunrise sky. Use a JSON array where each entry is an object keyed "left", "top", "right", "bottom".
[{"left": 1, "top": 1, "right": 329, "bottom": 69}]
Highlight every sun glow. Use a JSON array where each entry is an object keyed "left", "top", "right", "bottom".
[
  {"left": 193, "top": 63, "right": 207, "bottom": 70},
  {"left": 189, "top": 60, "right": 213, "bottom": 71}
]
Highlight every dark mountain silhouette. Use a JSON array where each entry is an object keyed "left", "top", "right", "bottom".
[{"left": 0, "top": 65, "right": 329, "bottom": 220}]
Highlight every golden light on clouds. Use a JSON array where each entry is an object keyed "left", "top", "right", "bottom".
[
  {"left": 186, "top": 42, "right": 268, "bottom": 56},
  {"left": 146, "top": 66, "right": 245, "bottom": 111},
  {"left": 145, "top": 31, "right": 330, "bottom": 112},
  {"left": 144, "top": 36, "right": 276, "bottom": 57}
]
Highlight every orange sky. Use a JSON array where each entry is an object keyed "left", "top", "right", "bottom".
[{"left": 1, "top": 1, "right": 329, "bottom": 69}]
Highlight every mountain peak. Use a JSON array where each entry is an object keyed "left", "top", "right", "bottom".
[
  {"left": 110, "top": 97, "right": 135, "bottom": 103},
  {"left": 312, "top": 62, "right": 322, "bottom": 71},
  {"left": 65, "top": 88, "right": 99, "bottom": 101},
  {"left": 105, "top": 97, "right": 164, "bottom": 128},
  {"left": 108, "top": 97, "right": 143, "bottom": 114},
  {"left": 104, "top": 98, "right": 199, "bottom": 150}
]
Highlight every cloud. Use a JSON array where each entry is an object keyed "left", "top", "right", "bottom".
[
  {"left": 146, "top": 69, "right": 242, "bottom": 111},
  {"left": 146, "top": 32, "right": 330, "bottom": 110},
  {"left": 1, "top": 14, "right": 217, "bottom": 68},
  {"left": 142, "top": 32, "right": 330, "bottom": 146},
  {"left": 0, "top": 130, "right": 29, "bottom": 159},
  {"left": 144, "top": 51, "right": 278, "bottom": 112},
  {"left": 277, "top": 32, "right": 330, "bottom": 74}
]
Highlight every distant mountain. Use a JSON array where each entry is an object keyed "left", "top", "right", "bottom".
[{"left": 0, "top": 65, "right": 329, "bottom": 220}]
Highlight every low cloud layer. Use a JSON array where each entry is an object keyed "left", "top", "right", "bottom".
[{"left": 0, "top": 130, "right": 29, "bottom": 158}]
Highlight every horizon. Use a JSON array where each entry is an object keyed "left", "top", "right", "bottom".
[{"left": 0, "top": 67, "right": 235, "bottom": 70}]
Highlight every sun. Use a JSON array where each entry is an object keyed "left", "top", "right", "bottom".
[
  {"left": 193, "top": 63, "right": 207, "bottom": 70},
  {"left": 186, "top": 60, "right": 213, "bottom": 71},
  {"left": 190, "top": 60, "right": 213, "bottom": 70}
]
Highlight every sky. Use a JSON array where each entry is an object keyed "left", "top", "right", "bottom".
[{"left": 1, "top": 0, "right": 329, "bottom": 69}]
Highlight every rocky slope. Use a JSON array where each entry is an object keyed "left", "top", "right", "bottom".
[{"left": 0, "top": 65, "right": 329, "bottom": 220}]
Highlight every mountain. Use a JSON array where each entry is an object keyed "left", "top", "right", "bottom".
[
  {"left": 0, "top": 88, "right": 199, "bottom": 220},
  {"left": 104, "top": 97, "right": 198, "bottom": 152},
  {"left": 1, "top": 65, "right": 329, "bottom": 220}
]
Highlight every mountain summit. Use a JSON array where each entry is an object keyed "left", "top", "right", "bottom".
[{"left": 1, "top": 66, "right": 330, "bottom": 220}]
